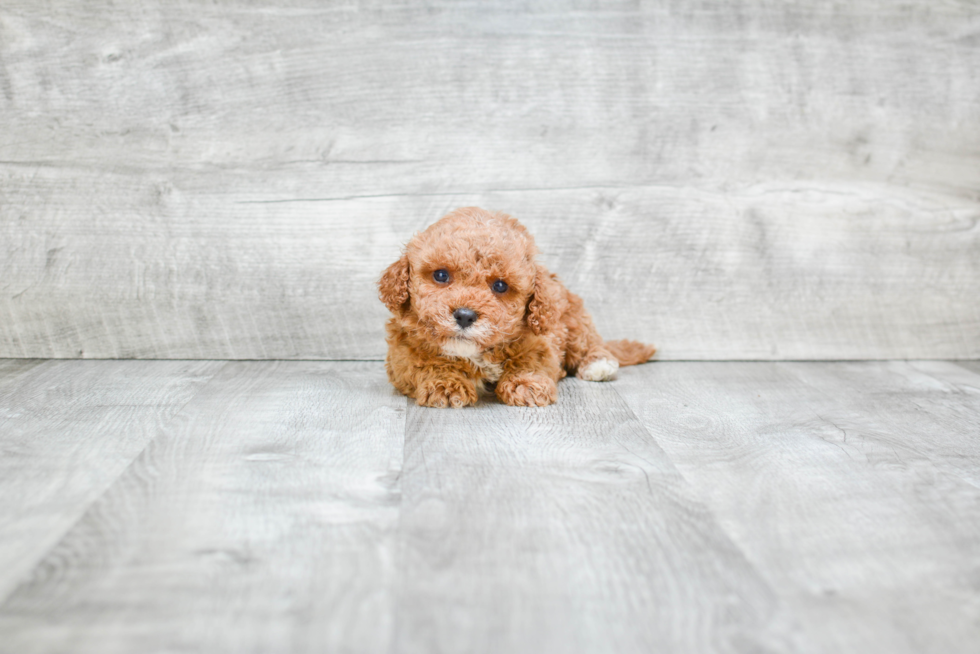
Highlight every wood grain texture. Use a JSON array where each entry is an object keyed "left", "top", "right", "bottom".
[
  {"left": 0, "top": 361, "right": 405, "bottom": 654},
  {"left": 394, "top": 379, "right": 776, "bottom": 654},
  {"left": 955, "top": 360, "right": 980, "bottom": 376},
  {"left": 0, "top": 359, "right": 45, "bottom": 391},
  {"left": 615, "top": 361, "right": 980, "bottom": 654},
  {"left": 0, "top": 359, "right": 222, "bottom": 603},
  {"left": 1, "top": 1, "right": 978, "bottom": 360},
  {"left": 2, "top": 177, "right": 978, "bottom": 360},
  {"left": 0, "top": 359, "right": 978, "bottom": 652}
]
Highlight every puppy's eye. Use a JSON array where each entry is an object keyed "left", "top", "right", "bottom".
[
  {"left": 432, "top": 269, "right": 450, "bottom": 284},
  {"left": 491, "top": 279, "right": 509, "bottom": 294}
]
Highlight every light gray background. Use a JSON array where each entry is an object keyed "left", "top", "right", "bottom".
[
  {"left": 2, "top": 5, "right": 980, "bottom": 652},
  {"left": 1, "top": 0, "right": 978, "bottom": 360}
]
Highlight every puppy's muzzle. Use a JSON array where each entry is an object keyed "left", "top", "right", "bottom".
[{"left": 453, "top": 307, "right": 478, "bottom": 329}]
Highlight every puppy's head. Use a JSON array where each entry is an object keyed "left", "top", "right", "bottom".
[{"left": 379, "top": 207, "right": 557, "bottom": 353}]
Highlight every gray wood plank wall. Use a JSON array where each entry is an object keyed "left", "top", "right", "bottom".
[{"left": 2, "top": 1, "right": 978, "bottom": 360}]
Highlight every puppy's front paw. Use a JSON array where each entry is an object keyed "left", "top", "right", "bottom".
[
  {"left": 497, "top": 374, "right": 558, "bottom": 407},
  {"left": 415, "top": 377, "right": 478, "bottom": 409}
]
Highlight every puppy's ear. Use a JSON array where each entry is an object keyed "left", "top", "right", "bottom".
[
  {"left": 526, "top": 265, "right": 563, "bottom": 335},
  {"left": 378, "top": 254, "right": 411, "bottom": 315}
]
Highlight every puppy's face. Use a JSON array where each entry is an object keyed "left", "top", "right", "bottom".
[{"left": 384, "top": 208, "right": 538, "bottom": 353}]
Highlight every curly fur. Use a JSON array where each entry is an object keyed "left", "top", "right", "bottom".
[{"left": 379, "top": 207, "right": 656, "bottom": 407}]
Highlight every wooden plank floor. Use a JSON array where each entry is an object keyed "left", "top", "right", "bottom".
[{"left": 0, "top": 360, "right": 978, "bottom": 653}]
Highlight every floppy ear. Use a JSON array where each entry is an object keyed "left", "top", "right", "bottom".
[
  {"left": 526, "top": 265, "right": 563, "bottom": 335},
  {"left": 378, "top": 254, "right": 411, "bottom": 315}
]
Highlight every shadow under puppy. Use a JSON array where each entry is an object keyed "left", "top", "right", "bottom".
[{"left": 379, "top": 207, "right": 656, "bottom": 407}]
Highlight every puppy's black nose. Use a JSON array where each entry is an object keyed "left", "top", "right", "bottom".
[{"left": 453, "top": 307, "right": 478, "bottom": 329}]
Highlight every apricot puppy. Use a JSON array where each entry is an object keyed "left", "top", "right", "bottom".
[{"left": 378, "top": 207, "right": 656, "bottom": 408}]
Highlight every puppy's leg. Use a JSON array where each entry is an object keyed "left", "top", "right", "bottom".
[
  {"left": 562, "top": 293, "right": 619, "bottom": 382},
  {"left": 413, "top": 361, "right": 479, "bottom": 408},
  {"left": 495, "top": 336, "right": 562, "bottom": 407},
  {"left": 385, "top": 333, "right": 478, "bottom": 408}
]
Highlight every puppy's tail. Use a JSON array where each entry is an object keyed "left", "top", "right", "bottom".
[{"left": 604, "top": 339, "right": 657, "bottom": 367}]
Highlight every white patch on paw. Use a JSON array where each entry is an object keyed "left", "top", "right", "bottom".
[{"left": 579, "top": 358, "right": 619, "bottom": 382}]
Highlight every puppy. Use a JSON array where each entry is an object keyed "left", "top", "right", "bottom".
[{"left": 378, "top": 207, "right": 656, "bottom": 407}]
